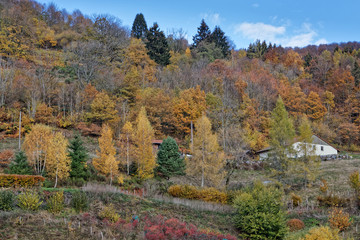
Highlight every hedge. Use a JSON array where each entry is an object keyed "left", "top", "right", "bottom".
[
  {"left": 0, "top": 174, "right": 45, "bottom": 188},
  {"left": 168, "top": 184, "right": 227, "bottom": 204}
]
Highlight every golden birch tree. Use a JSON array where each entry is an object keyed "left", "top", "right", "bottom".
[
  {"left": 134, "top": 107, "right": 155, "bottom": 179},
  {"left": 23, "top": 124, "right": 53, "bottom": 176},
  {"left": 47, "top": 132, "right": 71, "bottom": 188},
  {"left": 187, "top": 114, "right": 225, "bottom": 187},
  {"left": 93, "top": 124, "right": 118, "bottom": 185}
]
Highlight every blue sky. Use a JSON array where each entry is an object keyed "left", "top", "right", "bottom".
[{"left": 37, "top": 0, "right": 360, "bottom": 49}]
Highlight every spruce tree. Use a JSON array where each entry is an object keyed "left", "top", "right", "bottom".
[
  {"left": 68, "top": 134, "right": 90, "bottom": 180},
  {"left": 131, "top": 13, "right": 148, "bottom": 39},
  {"left": 192, "top": 19, "right": 211, "bottom": 48},
  {"left": 5, "top": 151, "right": 33, "bottom": 175},
  {"left": 145, "top": 23, "right": 171, "bottom": 66},
  {"left": 210, "top": 26, "right": 231, "bottom": 58},
  {"left": 155, "top": 137, "right": 185, "bottom": 179}
]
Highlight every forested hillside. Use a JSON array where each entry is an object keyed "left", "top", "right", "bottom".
[{"left": 0, "top": 0, "right": 359, "bottom": 152}]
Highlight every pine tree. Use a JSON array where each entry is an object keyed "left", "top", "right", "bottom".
[
  {"left": 145, "top": 23, "right": 171, "bottom": 66},
  {"left": 268, "top": 97, "right": 295, "bottom": 180},
  {"left": 210, "top": 26, "right": 231, "bottom": 58},
  {"left": 187, "top": 114, "right": 225, "bottom": 187},
  {"left": 68, "top": 134, "right": 90, "bottom": 180},
  {"left": 192, "top": 19, "right": 211, "bottom": 48},
  {"left": 134, "top": 107, "right": 156, "bottom": 179},
  {"left": 5, "top": 151, "right": 33, "bottom": 175},
  {"left": 155, "top": 137, "right": 185, "bottom": 179},
  {"left": 293, "top": 116, "right": 320, "bottom": 188},
  {"left": 131, "top": 13, "right": 148, "bottom": 39},
  {"left": 93, "top": 124, "right": 118, "bottom": 185}
]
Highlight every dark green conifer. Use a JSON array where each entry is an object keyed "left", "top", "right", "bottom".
[
  {"left": 5, "top": 151, "right": 33, "bottom": 175},
  {"left": 155, "top": 137, "right": 185, "bottom": 179},
  {"left": 352, "top": 61, "right": 360, "bottom": 87},
  {"left": 145, "top": 23, "right": 171, "bottom": 66},
  {"left": 192, "top": 19, "right": 211, "bottom": 48},
  {"left": 131, "top": 13, "right": 148, "bottom": 39},
  {"left": 210, "top": 26, "right": 231, "bottom": 58},
  {"left": 68, "top": 134, "right": 90, "bottom": 180}
]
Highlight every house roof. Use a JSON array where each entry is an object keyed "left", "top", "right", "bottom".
[{"left": 152, "top": 140, "right": 163, "bottom": 145}]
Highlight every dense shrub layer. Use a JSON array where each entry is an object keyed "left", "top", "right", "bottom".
[
  {"left": 0, "top": 174, "right": 45, "bottom": 188},
  {"left": 168, "top": 184, "right": 227, "bottom": 204}
]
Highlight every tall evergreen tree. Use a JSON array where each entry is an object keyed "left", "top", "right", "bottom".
[
  {"left": 268, "top": 97, "right": 295, "bottom": 180},
  {"left": 246, "top": 40, "right": 268, "bottom": 59},
  {"left": 155, "top": 137, "right": 185, "bottom": 179},
  {"left": 131, "top": 13, "right": 148, "bottom": 39},
  {"left": 145, "top": 23, "right": 171, "bottom": 66},
  {"left": 192, "top": 19, "right": 211, "bottom": 48},
  {"left": 210, "top": 26, "right": 231, "bottom": 58},
  {"left": 352, "top": 61, "right": 360, "bottom": 87},
  {"left": 5, "top": 151, "right": 33, "bottom": 175},
  {"left": 68, "top": 134, "right": 90, "bottom": 180}
]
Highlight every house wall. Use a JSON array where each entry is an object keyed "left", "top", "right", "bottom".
[
  {"left": 258, "top": 142, "right": 338, "bottom": 160},
  {"left": 292, "top": 142, "right": 338, "bottom": 157}
]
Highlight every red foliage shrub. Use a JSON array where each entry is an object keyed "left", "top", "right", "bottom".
[
  {"left": 0, "top": 149, "right": 14, "bottom": 161},
  {"left": 76, "top": 122, "right": 101, "bottom": 136},
  {"left": 0, "top": 174, "right": 45, "bottom": 188},
  {"left": 144, "top": 215, "right": 237, "bottom": 240},
  {"left": 287, "top": 219, "right": 305, "bottom": 232}
]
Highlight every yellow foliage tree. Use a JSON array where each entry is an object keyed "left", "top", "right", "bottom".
[
  {"left": 86, "top": 92, "right": 119, "bottom": 125},
  {"left": 134, "top": 107, "right": 156, "bottom": 179},
  {"left": 47, "top": 132, "right": 71, "bottom": 188},
  {"left": 306, "top": 91, "right": 327, "bottom": 121},
  {"left": 93, "top": 124, "right": 118, "bottom": 185},
  {"left": 292, "top": 116, "right": 320, "bottom": 188},
  {"left": 122, "top": 38, "right": 157, "bottom": 84},
  {"left": 23, "top": 124, "right": 53, "bottom": 176},
  {"left": 188, "top": 114, "right": 225, "bottom": 187},
  {"left": 122, "top": 121, "right": 133, "bottom": 175},
  {"left": 173, "top": 86, "right": 207, "bottom": 137}
]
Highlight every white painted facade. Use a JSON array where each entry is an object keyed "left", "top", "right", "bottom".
[
  {"left": 291, "top": 142, "right": 338, "bottom": 158},
  {"left": 258, "top": 135, "right": 338, "bottom": 160}
]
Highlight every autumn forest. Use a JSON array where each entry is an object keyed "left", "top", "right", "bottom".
[{"left": 1, "top": 0, "right": 360, "bottom": 239}]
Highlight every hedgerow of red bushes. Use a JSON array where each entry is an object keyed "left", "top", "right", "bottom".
[{"left": 0, "top": 174, "right": 45, "bottom": 188}]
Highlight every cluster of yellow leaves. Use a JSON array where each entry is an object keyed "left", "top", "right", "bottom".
[
  {"left": 134, "top": 107, "right": 155, "bottom": 179},
  {"left": 93, "top": 124, "right": 118, "bottom": 184},
  {"left": 187, "top": 114, "right": 225, "bottom": 187},
  {"left": 301, "top": 226, "right": 340, "bottom": 240},
  {"left": 328, "top": 207, "right": 352, "bottom": 232},
  {"left": 23, "top": 124, "right": 70, "bottom": 186}
]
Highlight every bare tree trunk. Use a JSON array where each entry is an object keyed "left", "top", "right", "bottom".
[
  {"left": 18, "top": 111, "right": 21, "bottom": 150},
  {"left": 126, "top": 134, "right": 130, "bottom": 175},
  {"left": 54, "top": 168, "right": 58, "bottom": 188}
]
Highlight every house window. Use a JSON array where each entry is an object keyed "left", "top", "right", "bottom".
[{"left": 321, "top": 146, "right": 324, "bottom": 151}]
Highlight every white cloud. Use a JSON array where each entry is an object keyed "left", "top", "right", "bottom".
[
  {"left": 234, "top": 22, "right": 285, "bottom": 42},
  {"left": 315, "top": 38, "right": 328, "bottom": 45},
  {"left": 234, "top": 21, "right": 328, "bottom": 48},
  {"left": 202, "top": 13, "right": 221, "bottom": 26}
]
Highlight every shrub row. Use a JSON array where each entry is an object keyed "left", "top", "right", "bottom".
[
  {"left": 144, "top": 215, "right": 237, "bottom": 240},
  {"left": 0, "top": 174, "right": 45, "bottom": 188},
  {"left": 168, "top": 184, "right": 227, "bottom": 204}
]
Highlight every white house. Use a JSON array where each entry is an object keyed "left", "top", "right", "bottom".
[{"left": 257, "top": 135, "right": 339, "bottom": 161}]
